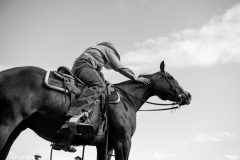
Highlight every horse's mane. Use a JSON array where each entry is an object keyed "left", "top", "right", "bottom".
[
  {"left": 113, "top": 79, "right": 135, "bottom": 86},
  {"left": 113, "top": 73, "right": 152, "bottom": 87}
]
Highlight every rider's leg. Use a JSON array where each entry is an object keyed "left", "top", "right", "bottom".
[
  {"left": 68, "top": 67, "right": 106, "bottom": 134},
  {"left": 67, "top": 66, "right": 106, "bottom": 117},
  {"left": 58, "top": 66, "right": 105, "bottom": 136},
  {"left": 54, "top": 65, "right": 106, "bottom": 151}
]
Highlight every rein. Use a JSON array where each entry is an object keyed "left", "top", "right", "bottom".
[
  {"left": 126, "top": 92, "right": 181, "bottom": 111},
  {"left": 113, "top": 85, "right": 181, "bottom": 112}
]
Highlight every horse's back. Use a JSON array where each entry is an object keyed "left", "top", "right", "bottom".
[
  {"left": 0, "top": 66, "right": 46, "bottom": 86},
  {"left": 0, "top": 66, "right": 45, "bottom": 83},
  {"left": 0, "top": 66, "right": 46, "bottom": 97}
]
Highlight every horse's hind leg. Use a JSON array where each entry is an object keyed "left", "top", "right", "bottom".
[
  {"left": 0, "top": 122, "right": 25, "bottom": 160},
  {"left": 0, "top": 124, "right": 14, "bottom": 152}
]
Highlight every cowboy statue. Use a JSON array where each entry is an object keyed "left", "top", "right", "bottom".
[{"left": 53, "top": 42, "right": 150, "bottom": 152}]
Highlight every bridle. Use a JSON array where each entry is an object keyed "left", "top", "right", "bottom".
[
  {"left": 113, "top": 72, "right": 182, "bottom": 112},
  {"left": 159, "top": 71, "right": 183, "bottom": 104}
]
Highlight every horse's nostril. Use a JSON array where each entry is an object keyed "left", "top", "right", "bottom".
[
  {"left": 177, "top": 94, "right": 183, "bottom": 103},
  {"left": 188, "top": 93, "right": 192, "bottom": 99}
]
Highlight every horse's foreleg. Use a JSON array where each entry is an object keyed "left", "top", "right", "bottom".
[
  {"left": 96, "top": 145, "right": 114, "bottom": 160},
  {"left": 0, "top": 122, "right": 25, "bottom": 160},
  {"left": 114, "top": 137, "right": 131, "bottom": 160},
  {"left": 0, "top": 124, "right": 11, "bottom": 152}
]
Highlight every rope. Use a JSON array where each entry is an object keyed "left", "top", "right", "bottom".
[
  {"left": 123, "top": 88, "right": 179, "bottom": 106},
  {"left": 113, "top": 85, "right": 181, "bottom": 111},
  {"left": 139, "top": 106, "right": 180, "bottom": 111},
  {"left": 105, "top": 87, "right": 110, "bottom": 158}
]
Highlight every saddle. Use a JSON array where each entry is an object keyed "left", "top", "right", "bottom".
[
  {"left": 44, "top": 66, "right": 84, "bottom": 95},
  {"left": 44, "top": 66, "right": 120, "bottom": 103}
]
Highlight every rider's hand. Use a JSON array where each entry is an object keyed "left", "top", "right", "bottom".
[{"left": 135, "top": 77, "right": 150, "bottom": 85}]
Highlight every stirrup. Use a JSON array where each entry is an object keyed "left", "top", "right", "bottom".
[
  {"left": 76, "top": 122, "right": 95, "bottom": 135},
  {"left": 68, "top": 112, "right": 95, "bottom": 135}
]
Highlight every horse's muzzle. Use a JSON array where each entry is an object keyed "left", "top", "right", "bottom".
[{"left": 178, "top": 92, "right": 191, "bottom": 105}]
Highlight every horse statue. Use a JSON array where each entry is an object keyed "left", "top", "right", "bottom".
[{"left": 0, "top": 61, "right": 191, "bottom": 160}]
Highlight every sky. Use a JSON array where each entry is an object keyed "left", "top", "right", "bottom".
[{"left": 1, "top": 0, "right": 240, "bottom": 160}]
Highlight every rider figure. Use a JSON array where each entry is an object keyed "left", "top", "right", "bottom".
[
  {"left": 67, "top": 42, "right": 149, "bottom": 127},
  {"left": 56, "top": 42, "right": 150, "bottom": 152}
]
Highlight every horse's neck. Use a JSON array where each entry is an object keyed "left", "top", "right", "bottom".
[{"left": 116, "top": 81, "right": 153, "bottom": 111}]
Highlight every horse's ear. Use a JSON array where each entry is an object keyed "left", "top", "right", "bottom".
[{"left": 160, "top": 61, "right": 165, "bottom": 72}]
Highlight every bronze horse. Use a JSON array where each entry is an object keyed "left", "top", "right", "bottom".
[{"left": 0, "top": 61, "right": 191, "bottom": 160}]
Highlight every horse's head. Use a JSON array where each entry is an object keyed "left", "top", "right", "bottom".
[{"left": 149, "top": 61, "right": 191, "bottom": 106}]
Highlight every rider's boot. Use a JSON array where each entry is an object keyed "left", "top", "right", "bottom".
[
  {"left": 62, "top": 145, "right": 77, "bottom": 152},
  {"left": 52, "top": 144, "right": 77, "bottom": 153}
]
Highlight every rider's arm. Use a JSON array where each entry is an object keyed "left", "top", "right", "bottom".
[{"left": 105, "top": 49, "right": 137, "bottom": 80}]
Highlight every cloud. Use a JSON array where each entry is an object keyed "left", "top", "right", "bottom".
[
  {"left": 123, "top": 4, "right": 240, "bottom": 71},
  {"left": 194, "top": 131, "right": 234, "bottom": 144},
  {"left": 224, "top": 154, "right": 240, "bottom": 160}
]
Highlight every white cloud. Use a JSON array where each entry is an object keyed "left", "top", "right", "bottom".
[
  {"left": 224, "top": 154, "right": 240, "bottom": 160},
  {"left": 194, "top": 131, "right": 234, "bottom": 144},
  {"left": 123, "top": 4, "right": 240, "bottom": 71}
]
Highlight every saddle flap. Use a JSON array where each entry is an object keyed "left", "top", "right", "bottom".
[{"left": 45, "top": 71, "right": 70, "bottom": 93}]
